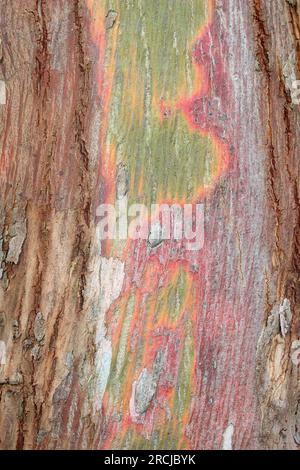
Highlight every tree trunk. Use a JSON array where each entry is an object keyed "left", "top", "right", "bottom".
[{"left": 0, "top": 0, "right": 300, "bottom": 450}]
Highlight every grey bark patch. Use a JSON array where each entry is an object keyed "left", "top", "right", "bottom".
[
  {"left": 6, "top": 205, "right": 27, "bottom": 264},
  {"left": 105, "top": 10, "right": 117, "bottom": 30},
  {"left": 37, "top": 429, "right": 48, "bottom": 444},
  {"left": 52, "top": 372, "right": 73, "bottom": 403},
  {"left": 148, "top": 221, "right": 163, "bottom": 249},
  {"left": 294, "top": 401, "right": 300, "bottom": 445},
  {"left": 279, "top": 299, "right": 292, "bottom": 337},
  {"left": 12, "top": 320, "right": 21, "bottom": 340},
  {"left": 64, "top": 352, "right": 74, "bottom": 369},
  {"left": 31, "top": 344, "right": 41, "bottom": 361},
  {"left": 99, "top": 257, "right": 125, "bottom": 318},
  {"left": 291, "top": 340, "right": 300, "bottom": 366},
  {"left": 23, "top": 338, "right": 34, "bottom": 350},
  {"left": 34, "top": 312, "right": 45, "bottom": 342},
  {"left": 9, "top": 372, "right": 23, "bottom": 385},
  {"left": 134, "top": 351, "right": 165, "bottom": 415},
  {"left": 1, "top": 372, "right": 24, "bottom": 385},
  {"left": 0, "top": 312, "right": 6, "bottom": 335},
  {"left": 282, "top": 51, "right": 297, "bottom": 98},
  {"left": 116, "top": 163, "right": 129, "bottom": 199},
  {"left": 153, "top": 349, "right": 165, "bottom": 377},
  {"left": 134, "top": 368, "right": 157, "bottom": 415},
  {"left": 286, "top": 0, "right": 297, "bottom": 6},
  {"left": 256, "top": 301, "right": 282, "bottom": 357}
]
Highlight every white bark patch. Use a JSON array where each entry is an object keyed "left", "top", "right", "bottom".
[
  {"left": 84, "top": 238, "right": 125, "bottom": 414},
  {"left": 34, "top": 312, "right": 45, "bottom": 342},
  {"left": 94, "top": 338, "right": 112, "bottom": 412},
  {"left": 6, "top": 206, "right": 27, "bottom": 264},
  {"left": 129, "top": 380, "right": 139, "bottom": 422},
  {"left": 291, "top": 340, "right": 300, "bottom": 366},
  {"left": 279, "top": 298, "right": 292, "bottom": 338},
  {"left": 134, "top": 368, "right": 157, "bottom": 415},
  {"left": 283, "top": 51, "right": 297, "bottom": 97},
  {"left": 64, "top": 352, "right": 74, "bottom": 370},
  {"left": 0, "top": 340, "right": 6, "bottom": 365},
  {"left": 130, "top": 351, "right": 165, "bottom": 421},
  {"left": 0, "top": 80, "right": 6, "bottom": 105},
  {"left": 116, "top": 163, "right": 129, "bottom": 199},
  {"left": 93, "top": 256, "right": 125, "bottom": 412},
  {"left": 129, "top": 370, "right": 158, "bottom": 424},
  {"left": 222, "top": 423, "right": 234, "bottom": 450},
  {"left": 148, "top": 221, "right": 163, "bottom": 249},
  {"left": 99, "top": 257, "right": 125, "bottom": 318}
]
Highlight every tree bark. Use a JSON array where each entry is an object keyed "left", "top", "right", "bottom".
[{"left": 0, "top": 0, "right": 300, "bottom": 450}]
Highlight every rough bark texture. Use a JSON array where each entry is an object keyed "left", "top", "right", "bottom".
[{"left": 0, "top": 0, "right": 300, "bottom": 450}]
